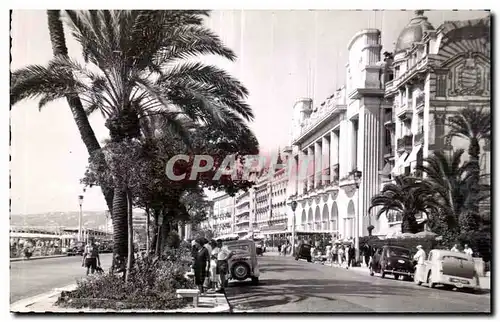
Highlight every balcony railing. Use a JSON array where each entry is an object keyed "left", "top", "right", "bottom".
[
  {"left": 397, "top": 135, "right": 413, "bottom": 151},
  {"left": 415, "top": 93, "right": 425, "bottom": 109},
  {"left": 383, "top": 110, "right": 394, "bottom": 126},
  {"left": 323, "top": 167, "right": 330, "bottom": 185}
]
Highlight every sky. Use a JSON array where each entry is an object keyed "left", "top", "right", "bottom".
[{"left": 10, "top": 9, "right": 490, "bottom": 214}]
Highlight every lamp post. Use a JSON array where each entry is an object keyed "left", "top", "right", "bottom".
[
  {"left": 78, "top": 188, "right": 86, "bottom": 242},
  {"left": 353, "top": 170, "right": 362, "bottom": 264},
  {"left": 290, "top": 200, "right": 297, "bottom": 256}
]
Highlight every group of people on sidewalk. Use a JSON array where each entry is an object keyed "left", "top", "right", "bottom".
[{"left": 191, "top": 238, "right": 234, "bottom": 294}]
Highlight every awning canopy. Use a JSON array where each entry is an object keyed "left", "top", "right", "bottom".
[
  {"left": 391, "top": 151, "right": 409, "bottom": 174},
  {"left": 379, "top": 162, "right": 392, "bottom": 177},
  {"left": 407, "top": 145, "right": 422, "bottom": 165}
]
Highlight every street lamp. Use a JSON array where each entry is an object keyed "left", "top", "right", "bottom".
[
  {"left": 290, "top": 200, "right": 298, "bottom": 256},
  {"left": 78, "top": 194, "right": 84, "bottom": 241},
  {"left": 353, "top": 170, "right": 362, "bottom": 265}
]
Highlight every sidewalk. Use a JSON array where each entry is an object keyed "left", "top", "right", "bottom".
[
  {"left": 11, "top": 255, "right": 67, "bottom": 262},
  {"left": 11, "top": 284, "right": 230, "bottom": 313}
]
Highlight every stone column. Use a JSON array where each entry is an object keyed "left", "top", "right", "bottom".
[
  {"left": 330, "top": 131, "right": 339, "bottom": 182},
  {"left": 322, "top": 136, "right": 330, "bottom": 184},
  {"left": 339, "top": 120, "right": 349, "bottom": 178},
  {"left": 299, "top": 149, "right": 308, "bottom": 194},
  {"left": 307, "top": 146, "right": 314, "bottom": 189},
  {"left": 314, "top": 141, "right": 321, "bottom": 188}
]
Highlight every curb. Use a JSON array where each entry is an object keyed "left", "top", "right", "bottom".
[
  {"left": 11, "top": 284, "right": 231, "bottom": 313},
  {"left": 11, "top": 255, "right": 67, "bottom": 262}
]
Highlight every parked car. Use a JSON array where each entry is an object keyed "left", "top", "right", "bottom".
[
  {"left": 414, "top": 249, "right": 479, "bottom": 291},
  {"left": 295, "top": 242, "right": 312, "bottom": 262},
  {"left": 225, "top": 239, "right": 260, "bottom": 285},
  {"left": 370, "top": 245, "right": 414, "bottom": 280},
  {"left": 67, "top": 242, "right": 85, "bottom": 256}
]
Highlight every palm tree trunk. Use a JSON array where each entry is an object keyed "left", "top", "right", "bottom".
[
  {"left": 125, "top": 190, "right": 134, "bottom": 282},
  {"left": 46, "top": 10, "right": 114, "bottom": 212},
  {"left": 145, "top": 206, "right": 150, "bottom": 254},
  {"left": 112, "top": 188, "right": 128, "bottom": 271}
]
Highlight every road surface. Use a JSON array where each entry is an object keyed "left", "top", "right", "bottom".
[
  {"left": 225, "top": 255, "right": 491, "bottom": 313},
  {"left": 10, "top": 253, "right": 112, "bottom": 303}
]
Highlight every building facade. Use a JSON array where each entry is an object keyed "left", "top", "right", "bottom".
[
  {"left": 234, "top": 190, "right": 252, "bottom": 237},
  {"left": 209, "top": 193, "right": 236, "bottom": 236},
  {"left": 380, "top": 12, "right": 491, "bottom": 233},
  {"left": 286, "top": 11, "right": 491, "bottom": 243}
]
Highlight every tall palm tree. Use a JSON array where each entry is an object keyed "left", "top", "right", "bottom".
[
  {"left": 11, "top": 10, "right": 253, "bottom": 264},
  {"left": 416, "top": 150, "right": 490, "bottom": 234},
  {"left": 446, "top": 106, "right": 491, "bottom": 222},
  {"left": 368, "top": 176, "right": 441, "bottom": 233},
  {"left": 12, "top": 11, "right": 114, "bottom": 212},
  {"left": 446, "top": 106, "right": 491, "bottom": 163}
]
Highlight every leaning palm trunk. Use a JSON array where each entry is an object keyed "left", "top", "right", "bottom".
[
  {"left": 145, "top": 206, "right": 150, "bottom": 254},
  {"left": 46, "top": 10, "right": 114, "bottom": 212},
  {"left": 125, "top": 190, "right": 134, "bottom": 282},
  {"left": 112, "top": 188, "right": 128, "bottom": 271}
]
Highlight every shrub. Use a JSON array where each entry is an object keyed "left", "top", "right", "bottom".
[
  {"left": 56, "top": 255, "right": 195, "bottom": 310},
  {"left": 166, "top": 231, "right": 181, "bottom": 248}
]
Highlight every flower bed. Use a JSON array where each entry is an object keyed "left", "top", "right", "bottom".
[{"left": 56, "top": 248, "right": 195, "bottom": 311}]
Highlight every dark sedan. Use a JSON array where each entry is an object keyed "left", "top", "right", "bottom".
[{"left": 370, "top": 245, "right": 414, "bottom": 280}]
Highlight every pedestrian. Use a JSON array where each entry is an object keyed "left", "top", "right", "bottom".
[
  {"left": 464, "top": 244, "right": 473, "bottom": 257},
  {"left": 337, "top": 245, "right": 344, "bottom": 267},
  {"left": 215, "top": 239, "right": 234, "bottom": 292},
  {"left": 345, "top": 244, "right": 351, "bottom": 269},
  {"left": 277, "top": 243, "right": 282, "bottom": 255},
  {"left": 363, "top": 244, "right": 371, "bottom": 267},
  {"left": 348, "top": 244, "right": 355, "bottom": 267},
  {"left": 450, "top": 244, "right": 459, "bottom": 252},
  {"left": 332, "top": 244, "right": 338, "bottom": 265},
  {"left": 413, "top": 245, "right": 426, "bottom": 285},
  {"left": 193, "top": 238, "right": 210, "bottom": 294},
  {"left": 82, "top": 238, "right": 100, "bottom": 276},
  {"left": 209, "top": 240, "right": 218, "bottom": 290}
]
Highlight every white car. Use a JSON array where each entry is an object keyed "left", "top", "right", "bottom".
[{"left": 415, "top": 249, "right": 479, "bottom": 291}]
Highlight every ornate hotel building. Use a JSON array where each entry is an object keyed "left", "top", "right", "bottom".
[{"left": 286, "top": 11, "right": 491, "bottom": 242}]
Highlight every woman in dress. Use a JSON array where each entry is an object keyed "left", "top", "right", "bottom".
[{"left": 193, "top": 238, "right": 210, "bottom": 294}]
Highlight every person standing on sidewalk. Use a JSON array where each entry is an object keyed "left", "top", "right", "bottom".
[
  {"left": 193, "top": 238, "right": 210, "bottom": 294},
  {"left": 82, "top": 238, "right": 100, "bottom": 276},
  {"left": 413, "top": 245, "right": 426, "bottom": 284},
  {"left": 215, "top": 239, "right": 234, "bottom": 293}
]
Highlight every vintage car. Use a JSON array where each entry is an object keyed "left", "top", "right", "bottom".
[
  {"left": 295, "top": 242, "right": 312, "bottom": 262},
  {"left": 224, "top": 239, "right": 260, "bottom": 285},
  {"left": 370, "top": 245, "right": 414, "bottom": 280},
  {"left": 414, "top": 249, "right": 479, "bottom": 291}
]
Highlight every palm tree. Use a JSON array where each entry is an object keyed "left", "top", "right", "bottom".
[
  {"left": 368, "top": 176, "right": 441, "bottom": 233},
  {"left": 11, "top": 10, "right": 253, "bottom": 264},
  {"left": 446, "top": 106, "right": 491, "bottom": 163},
  {"left": 446, "top": 106, "right": 491, "bottom": 225},
  {"left": 11, "top": 11, "right": 115, "bottom": 212},
  {"left": 416, "top": 150, "right": 490, "bottom": 235}
]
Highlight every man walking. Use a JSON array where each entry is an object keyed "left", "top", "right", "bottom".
[
  {"left": 413, "top": 245, "right": 426, "bottom": 285},
  {"left": 215, "top": 239, "right": 233, "bottom": 293},
  {"left": 82, "top": 238, "right": 100, "bottom": 275}
]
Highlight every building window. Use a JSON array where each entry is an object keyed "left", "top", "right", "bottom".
[
  {"left": 436, "top": 73, "right": 447, "bottom": 97},
  {"left": 395, "top": 66, "right": 400, "bottom": 78},
  {"left": 385, "top": 129, "right": 391, "bottom": 147}
]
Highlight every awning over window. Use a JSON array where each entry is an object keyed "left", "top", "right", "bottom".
[
  {"left": 391, "top": 152, "right": 409, "bottom": 174},
  {"left": 379, "top": 162, "right": 392, "bottom": 177},
  {"left": 407, "top": 144, "right": 422, "bottom": 165}
]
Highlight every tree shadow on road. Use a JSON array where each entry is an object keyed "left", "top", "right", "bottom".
[{"left": 226, "top": 277, "right": 414, "bottom": 312}]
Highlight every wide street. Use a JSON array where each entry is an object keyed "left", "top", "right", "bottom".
[
  {"left": 225, "top": 254, "right": 491, "bottom": 313},
  {"left": 10, "top": 253, "right": 112, "bottom": 303}
]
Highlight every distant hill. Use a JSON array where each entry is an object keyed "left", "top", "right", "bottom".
[{"left": 10, "top": 211, "right": 145, "bottom": 229}]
